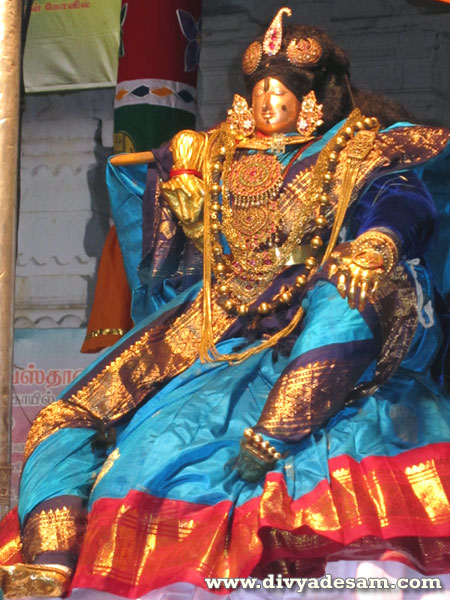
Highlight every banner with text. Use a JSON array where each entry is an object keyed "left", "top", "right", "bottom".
[
  {"left": 24, "top": 0, "right": 121, "bottom": 92},
  {"left": 12, "top": 329, "right": 94, "bottom": 503}
]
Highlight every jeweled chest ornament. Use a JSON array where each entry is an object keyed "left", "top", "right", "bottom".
[
  {"left": 227, "top": 153, "right": 283, "bottom": 208},
  {"left": 204, "top": 111, "right": 379, "bottom": 319},
  {"left": 200, "top": 111, "right": 380, "bottom": 364}
]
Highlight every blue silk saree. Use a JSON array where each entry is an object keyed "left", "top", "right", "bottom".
[{"left": 2, "top": 121, "right": 450, "bottom": 597}]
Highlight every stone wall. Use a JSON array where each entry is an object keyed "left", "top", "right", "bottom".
[
  {"left": 17, "top": 89, "right": 114, "bottom": 328},
  {"left": 198, "top": 0, "right": 450, "bottom": 129},
  {"left": 16, "top": 0, "right": 450, "bottom": 330}
]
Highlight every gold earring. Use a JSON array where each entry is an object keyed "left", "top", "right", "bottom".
[
  {"left": 296, "top": 90, "right": 324, "bottom": 137},
  {"left": 226, "top": 94, "right": 255, "bottom": 138}
]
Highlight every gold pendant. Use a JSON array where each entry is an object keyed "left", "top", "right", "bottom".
[{"left": 226, "top": 153, "right": 283, "bottom": 208}]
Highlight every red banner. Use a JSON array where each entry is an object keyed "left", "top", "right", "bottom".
[{"left": 113, "top": 0, "right": 202, "bottom": 152}]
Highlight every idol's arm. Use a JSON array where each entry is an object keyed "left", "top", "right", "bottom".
[
  {"left": 327, "top": 172, "right": 437, "bottom": 310},
  {"left": 159, "top": 130, "right": 208, "bottom": 251}
]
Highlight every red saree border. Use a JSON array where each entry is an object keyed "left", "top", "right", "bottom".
[
  {"left": 72, "top": 443, "right": 450, "bottom": 596},
  {"left": 0, "top": 507, "right": 23, "bottom": 565},
  {"left": 256, "top": 442, "right": 450, "bottom": 542}
]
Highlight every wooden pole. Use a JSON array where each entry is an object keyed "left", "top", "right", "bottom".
[
  {"left": 109, "top": 151, "right": 154, "bottom": 166},
  {"left": 0, "top": 0, "right": 21, "bottom": 518}
]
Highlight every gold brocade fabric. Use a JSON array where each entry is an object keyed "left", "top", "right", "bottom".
[
  {"left": 378, "top": 127, "right": 449, "bottom": 168},
  {"left": 0, "top": 535, "right": 22, "bottom": 565},
  {"left": 332, "top": 125, "right": 449, "bottom": 213},
  {"left": 22, "top": 506, "right": 87, "bottom": 563},
  {"left": 259, "top": 458, "right": 450, "bottom": 535},
  {"left": 256, "top": 359, "right": 347, "bottom": 439},
  {"left": 255, "top": 262, "right": 417, "bottom": 439},
  {"left": 83, "top": 499, "right": 234, "bottom": 585},
  {"left": 0, "top": 509, "right": 23, "bottom": 565},
  {"left": 24, "top": 400, "right": 100, "bottom": 462},
  {"left": 25, "top": 290, "right": 235, "bottom": 461},
  {"left": 352, "top": 264, "right": 418, "bottom": 398}
]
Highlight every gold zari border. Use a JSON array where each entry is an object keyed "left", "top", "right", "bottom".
[
  {"left": 22, "top": 506, "right": 87, "bottom": 563},
  {"left": 25, "top": 291, "right": 235, "bottom": 461},
  {"left": 24, "top": 400, "right": 100, "bottom": 461}
]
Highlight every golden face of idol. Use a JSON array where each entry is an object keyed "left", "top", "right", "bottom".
[{"left": 251, "top": 77, "right": 302, "bottom": 135}]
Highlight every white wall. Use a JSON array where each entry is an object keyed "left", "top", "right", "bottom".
[{"left": 17, "top": 89, "right": 114, "bottom": 328}]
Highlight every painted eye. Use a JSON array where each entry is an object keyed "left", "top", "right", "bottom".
[{"left": 253, "top": 88, "right": 265, "bottom": 97}]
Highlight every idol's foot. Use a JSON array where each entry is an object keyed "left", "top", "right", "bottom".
[{"left": 0, "top": 563, "right": 71, "bottom": 598}]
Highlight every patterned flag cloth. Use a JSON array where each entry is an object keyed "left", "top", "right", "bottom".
[{"left": 81, "top": 0, "right": 202, "bottom": 353}]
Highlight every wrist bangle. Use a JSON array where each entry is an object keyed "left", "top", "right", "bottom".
[{"left": 353, "top": 230, "right": 399, "bottom": 273}]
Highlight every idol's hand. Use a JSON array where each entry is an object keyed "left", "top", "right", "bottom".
[
  {"left": 160, "top": 176, "right": 205, "bottom": 250},
  {"left": 160, "top": 175, "right": 205, "bottom": 225},
  {"left": 160, "top": 129, "right": 208, "bottom": 251},
  {"left": 328, "top": 230, "right": 399, "bottom": 311}
]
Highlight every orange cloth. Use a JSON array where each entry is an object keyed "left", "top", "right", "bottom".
[{"left": 81, "top": 226, "right": 134, "bottom": 353}]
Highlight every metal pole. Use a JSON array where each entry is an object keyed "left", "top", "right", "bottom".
[{"left": 0, "top": 0, "right": 21, "bottom": 518}]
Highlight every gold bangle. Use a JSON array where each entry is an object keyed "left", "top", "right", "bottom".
[{"left": 352, "top": 230, "right": 399, "bottom": 273}]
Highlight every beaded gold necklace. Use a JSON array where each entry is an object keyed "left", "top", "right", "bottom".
[{"left": 200, "top": 110, "right": 380, "bottom": 363}]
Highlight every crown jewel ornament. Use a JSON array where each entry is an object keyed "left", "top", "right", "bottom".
[
  {"left": 262, "top": 7, "right": 292, "bottom": 56},
  {"left": 242, "top": 41, "right": 263, "bottom": 75},
  {"left": 287, "top": 37, "right": 323, "bottom": 67}
]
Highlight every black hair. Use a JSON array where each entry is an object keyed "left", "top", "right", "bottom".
[{"left": 244, "top": 24, "right": 414, "bottom": 130}]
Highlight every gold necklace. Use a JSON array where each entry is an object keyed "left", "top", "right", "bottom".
[
  {"left": 206, "top": 112, "right": 379, "bottom": 317},
  {"left": 200, "top": 110, "right": 380, "bottom": 364},
  {"left": 226, "top": 153, "right": 283, "bottom": 208},
  {"left": 221, "top": 152, "right": 286, "bottom": 302}
]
